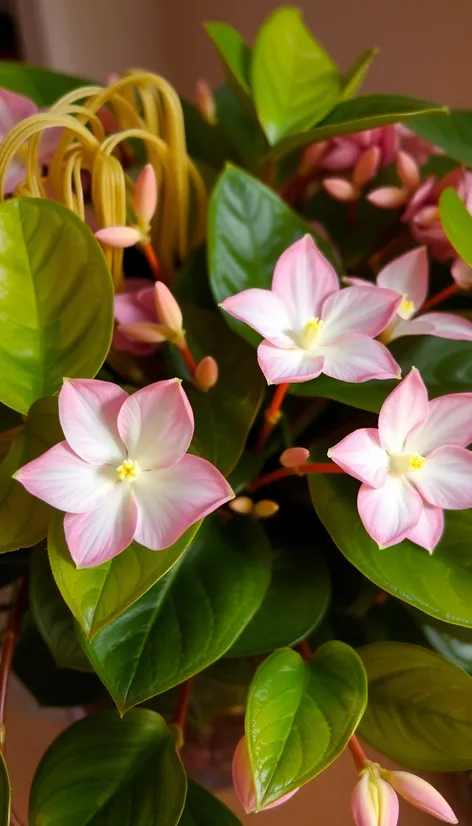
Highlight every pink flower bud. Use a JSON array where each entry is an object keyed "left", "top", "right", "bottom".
[
  {"left": 451, "top": 257, "right": 472, "bottom": 289},
  {"left": 413, "top": 205, "right": 440, "bottom": 227},
  {"left": 133, "top": 164, "right": 158, "bottom": 227},
  {"left": 280, "top": 447, "right": 310, "bottom": 468},
  {"left": 396, "top": 150, "right": 420, "bottom": 191},
  {"left": 117, "top": 322, "right": 168, "bottom": 343},
  {"left": 367, "top": 186, "right": 408, "bottom": 209},
  {"left": 382, "top": 771, "right": 457, "bottom": 824},
  {"left": 298, "top": 141, "right": 329, "bottom": 176},
  {"left": 229, "top": 497, "right": 254, "bottom": 515},
  {"left": 353, "top": 146, "right": 381, "bottom": 188},
  {"left": 154, "top": 283, "right": 184, "bottom": 338},
  {"left": 351, "top": 771, "right": 399, "bottom": 826},
  {"left": 195, "top": 356, "right": 218, "bottom": 391},
  {"left": 232, "top": 737, "right": 299, "bottom": 813},
  {"left": 195, "top": 79, "right": 217, "bottom": 125},
  {"left": 253, "top": 500, "right": 279, "bottom": 519},
  {"left": 323, "top": 177, "right": 358, "bottom": 202},
  {"left": 95, "top": 225, "right": 142, "bottom": 248}
]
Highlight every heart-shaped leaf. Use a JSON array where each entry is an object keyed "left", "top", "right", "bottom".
[
  {"left": 419, "top": 615, "right": 472, "bottom": 674},
  {"left": 341, "top": 49, "right": 378, "bottom": 100},
  {"left": 29, "top": 710, "right": 187, "bottom": 826},
  {"left": 246, "top": 644, "right": 367, "bottom": 808},
  {"left": 0, "top": 61, "right": 89, "bottom": 105},
  {"left": 0, "top": 755, "right": 10, "bottom": 826},
  {"left": 205, "top": 23, "right": 251, "bottom": 95},
  {"left": 411, "top": 110, "right": 472, "bottom": 169},
  {"left": 358, "top": 642, "right": 472, "bottom": 770},
  {"left": 439, "top": 187, "right": 472, "bottom": 266},
  {"left": 0, "top": 396, "right": 63, "bottom": 554},
  {"left": 79, "top": 516, "right": 271, "bottom": 712},
  {"left": 0, "top": 198, "right": 114, "bottom": 413},
  {"left": 180, "top": 779, "right": 242, "bottom": 826},
  {"left": 48, "top": 511, "right": 199, "bottom": 639},
  {"left": 251, "top": 7, "right": 341, "bottom": 144}
]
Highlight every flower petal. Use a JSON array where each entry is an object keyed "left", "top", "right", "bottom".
[
  {"left": 377, "top": 778, "right": 400, "bottom": 826},
  {"left": 321, "top": 286, "right": 401, "bottom": 342},
  {"left": 412, "top": 311, "right": 472, "bottom": 341},
  {"left": 451, "top": 258, "right": 472, "bottom": 289},
  {"left": 95, "top": 226, "right": 142, "bottom": 248},
  {"left": 133, "top": 454, "right": 233, "bottom": 549},
  {"left": 376, "top": 247, "right": 428, "bottom": 310},
  {"left": 328, "top": 428, "right": 389, "bottom": 487},
  {"left": 59, "top": 378, "right": 128, "bottom": 465},
  {"left": 351, "top": 774, "right": 379, "bottom": 826},
  {"left": 383, "top": 771, "right": 457, "bottom": 824},
  {"left": 367, "top": 186, "right": 408, "bottom": 209},
  {"left": 4, "top": 159, "right": 26, "bottom": 195},
  {"left": 412, "top": 445, "right": 472, "bottom": 509},
  {"left": 320, "top": 335, "right": 401, "bottom": 382},
  {"left": 272, "top": 235, "right": 339, "bottom": 328},
  {"left": 378, "top": 369, "right": 429, "bottom": 453},
  {"left": 257, "top": 341, "right": 324, "bottom": 384},
  {"left": 117, "top": 379, "right": 194, "bottom": 470},
  {"left": 64, "top": 484, "right": 138, "bottom": 567},
  {"left": 405, "top": 504, "right": 444, "bottom": 553},
  {"left": 0, "top": 89, "right": 38, "bottom": 131},
  {"left": 358, "top": 477, "right": 424, "bottom": 548},
  {"left": 14, "top": 442, "right": 117, "bottom": 513},
  {"left": 406, "top": 392, "right": 472, "bottom": 454},
  {"left": 114, "top": 282, "right": 156, "bottom": 326},
  {"left": 342, "top": 276, "right": 372, "bottom": 287},
  {"left": 220, "top": 289, "right": 292, "bottom": 347},
  {"left": 383, "top": 316, "right": 434, "bottom": 342}
]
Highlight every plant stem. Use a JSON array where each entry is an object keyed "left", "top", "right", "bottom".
[
  {"left": 0, "top": 577, "right": 28, "bottom": 750},
  {"left": 250, "top": 462, "right": 344, "bottom": 492},
  {"left": 178, "top": 342, "right": 198, "bottom": 379},
  {"left": 297, "top": 640, "right": 313, "bottom": 661},
  {"left": 172, "top": 678, "right": 193, "bottom": 747},
  {"left": 348, "top": 734, "right": 369, "bottom": 773},
  {"left": 254, "top": 383, "right": 290, "bottom": 453},
  {"left": 262, "top": 161, "right": 277, "bottom": 189},
  {"left": 421, "top": 282, "right": 460, "bottom": 312},
  {"left": 142, "top": 242, "right": 165, "bottom": 282}
]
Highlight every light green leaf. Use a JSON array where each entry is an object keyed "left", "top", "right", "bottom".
[
  {"left": 205, "top": 23, "right": 251, "bottom": 95},
  {"left": 411, "top": 110, "right": 472, "bottom": 169},
  {"left": 251, "top": 7, "right": 341, "bottom": 145},
  {"left": 180, "top": 779, "right": 242, "bottom": 826},
  {"left": 79, "top": 516, "right": 271, "bottom": 712},
  {"left": 341, "top": 48, "right": 378, "bottom": 100},
  {"left": 0, "top": 61, "right": 89, "bottom": 106},
  {"left": 181, "top": 100, "right": 233, "bottom": 170},
  {"left": 359, "top": 642, "right": 472, "bottom": 770},
  {"left": 0, "top": 198, "right": 114, "bottom": 414},
  {"left": 48, "top": 511, "right": 199, "bottom": 639},
  {"left": 29, "top": 710, "right": 187, "bottom": 825},
  {"left": 0, "top": 754, "right": 10, "bottom": 826},
  {"left": 439, "top": 187, "right": 472, "bottom": 266},
  {"left": 246, "top": 644, "right": 367, "bottom": 808}
]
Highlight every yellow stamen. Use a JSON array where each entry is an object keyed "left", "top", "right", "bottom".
[
  {"left": 116, "top": 458, "right": 140, "bottom": 481},
  {"left": 408, "top": 454, "right": 425, "bottom": 471},
  {"left": 398, "top": 297, "right": 415, "bottom": 320},
  {"left": 299, "top": 317, "right": 324, "bottom": 349}
]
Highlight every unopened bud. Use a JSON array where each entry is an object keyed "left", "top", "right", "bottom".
[
  {"left": 396, "top": 150, "right": 420, "bottom": 192},
  {"left": 253, "top": 500, "right": 279, "bottom": 519},
  {"left": 451, "top": 258, "right": 472, "bottom": 290},
  {"left": 195, "top": 79, "right": 217, "bottom": 125},
  {"left": 195, "top": 356, "right": 218, "bottom": 391},
  {"left": 298, "top": 141, "right": 329, "bottom": 177},
  {"left": 353, "top": 146, "right": 381, "bottom": 188},
  {"left": 117, "top": 322, "right": 167, "bottom": 344},
  {"left": 134, "top": 164, "right": 158, "bottom": 227},
  {"left": 229, "top": 496, "right": 253, "bottom": 515},
  {"left": 322, "top": 177, "right": 358, "bottom": 202},
  {"left": 154, "top": 283, "right": 184, "bottom": 340},
  {"left": 367, "top": 186, "right": 408, "bottom": 209},
  {"left": 95, "top": 225, "right": 143, "bottom": 248},
  {"left": 279, "top": 447, "right": 310, "bottom": 468}
]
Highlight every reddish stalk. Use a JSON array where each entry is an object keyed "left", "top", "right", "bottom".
[
  {"left": 142, "top": 242, "right": 166, "bottom": 282},
  {"left": 172, "top": 678, "right": 193, "bottom": 746},
  {"left": 254, "top": 383, "right": 290, "bottom": 453},
  {"left": 348, "top": 734, "right": 369, "bottom": 772},
  {"left": 297, "top": 640, "right": 314, "bottom": 661},
  {"left": 421, "top": 282, "right": 460, "bottom": 312},
  {"left": 250, "top": 462, "right": 344, "bottom": 492},
  {"left": 0, "top": 578, "right": 28, "bottom": 748},
  {"left": 178, "top": 342, "right": 198, "bottom": 379}
]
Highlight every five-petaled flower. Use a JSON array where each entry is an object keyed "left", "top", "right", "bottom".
[
  {"left": 220, "top": 235, "right": 402, "bottom": 386},
  {"left": 328, "top": 368, "right": 472, "bottom": 551},
  {"left": 14, "top": 378, "right": 234, "bottom": 568}
]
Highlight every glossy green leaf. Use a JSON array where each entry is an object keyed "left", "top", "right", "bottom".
[
  {"left": 29, "top": 710, "right": 187, "bottom": 825},
  {"left": 79, "top": 517, "right": 271, "bottom": 711},
  {"left": 48, "top": 511, "right": 199, "bottom": 639},
  {"left": 411, "top": 110, "right": 472, "bottom": 169},
  {"left": 0, "top": 61, "right": 89, "bottom": 105},
  {"left": 180, "top": 780, "right": 241, "bottom": 826},
  {"left": 214, "top": 86, "right": 268, "bottom": 174},
  {"left": 181, "top": 100, "right": 233, "bottom": 170},
  {"left": 359, "top": 642, "right": 472, "bottom": 770},
  {"left": 227, "top": 532, "right": 330, "bottom": 657},
  {"left": 246, "top": 644, "right": 367, "bottom": 807},
  {"left": 419, "top": 616, "right": 472, "bottom": 674},
  {"left": 0, "top": 754, "right": 10, "bottom": 826},
  {"left": 439, "top": 187, "right": 472, "bottom": 266},
  {"left": 0, "top": 198, "right": 114, "bottom": 414},
  {"left": 208, "top": 165, "right": 335, "bottom": 345},
  {"left": 309, "top": 465, "right": 472, "bottom": 627},
  {"left": 205, "top": 23, "right": 251, "bottom": 95},
  {"left": 30, "top": 545, "right": 91, "bottom": 671},
  {"left": 252, "top": 7, "right": 341, "bottom": 145},
  {"left": 266, "top": 95, "right": 447, "bottom": 160},
  {"left": 0, "top": 396, "right": 62, "bottom": 554},
  {"left": 341, "top": 48, "right": 378, "bottom": 100}
]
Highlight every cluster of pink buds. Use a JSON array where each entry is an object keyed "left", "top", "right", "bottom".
[{"left": 95, "top": 163, "right": 157, "bottom": 250}]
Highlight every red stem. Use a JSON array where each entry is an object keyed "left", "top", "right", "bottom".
[
  {"left": 172, "top": 678, "right": 193, "bottom": 744},
  {"left": 250, "top": 462, "right": 344, "bottom": 492},
  {"left": 421, "top": 282, "right": 460, "bottom": 312},
  {"left": 178, "top": 342, "right": 198, "bottom": 379},
  {"left": 142, "top": 242, "right": 166, "bottom": 283},
  {"left": 0, "top": 578, "right": 28, "bottom": 748},
  {"left": 254, "top": 383, "right": 290, "bottom": 453},
  {"left": 297, "top": 640, "right": 313, "bottom": 661},
  {"left": 348, "top": 734, "right": 369, "bottom": 772}
]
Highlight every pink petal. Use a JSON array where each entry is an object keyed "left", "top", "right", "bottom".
[
  {"left": 64, "top": 484, "right": 138, "bottom": 567},
  {"left": 271, "top": 235, "right": 339, "bottom": 328},
  {"left": 112, "top": 328, "right": 157, "bottom": 356},
  {"left": 0, "top": 89, "right": 38, "bottom": 131},
  {"left": 451, "top": 258, "right": 472, "bottom": 289},
  {"left": 383, "top": 771, "right": 457, "bottom": 824},
  {"left": 114, "top": 282, "right": 156, "bottom": 326},
  {"left": 351, "top": 773, "right": 399, "bottom": 826},
  {"left": 412, "top": 445, "right": 472, "bottom": 510},
  {"left": 323, "top": 177, "right": 358, "bottom": 201},
  {"left": 320, "top": 335, "right": 401, "bottom": 382},
  {"left": 328, "top": 428, "right": 389, "bottom": 487},
  {"left": 405, "top": 504, "right": 444, "bottom": 553},
  {"left": 321, "top": 286, "right": 401, "bottom": 341},
  {"left": 133, "top": 454, "right": 233, "bottom": 550},
  {"left": 220, "top": 289, "right": 293, "bottom": 348},
  {"left": 383, "top": 317, "right": 434, "bottom": 341},
  {"left": 95, "top": 226, "right": 142, "bottom": 248},
  {"left": 342, "top": 276, "right": 372, "bottom": 287},
  {"left": 38, "top": 125, "right": 62, "bottom": 165},
  {"left": 414, "top": 311, "right": 472, "bottom": 341},
  {"left": 117, "top": 322, "right": 168, "bottom": 343},
  {"left": 378, "top": 369, "right": 429, "bottom": 453},
  {"left": 407, "top": 392, "right": 472, "bottom": 454},
  {"left": 367, "top": 187, "right": 408, "bottom": 209},
  {"left": 402, "top": 176, "right": 436, "bottom": 223},
  {"left": 377, "top": 778, "right": 400, "bottom": 826},
  {"left": 396, "top": 151, "right": 421, "bottom": 191},
  {"left": 322, "top": 141, "right": 361, "bottom": 171},
  {"left": 257, "top": 341, "right": 324, "bottom": 384},
  {"left": 353, "top": 147, "right": 381, "bottom": 188},
  {"left": 14, "top": 442, "right": 117, "bottom": 513},
  {"left": 358, "top": 477, "right": 424, "bottom": 548},
  {"left": 154, "top": 282, "right": 183, "bottom": 334},
  {"left": 4, "top": 159, "right": 26, "bottom": 195},
  {"left": 133, "top": 164, "right": 157, "bottom": 225},
  {"left": 376, "top": 247, "right": 429, "bottom": 311},
  {"left": 117, "top": 379, "right": 194, "bottom": 471},
  {"left": 59, "top": 379, "right": 128, "bottom": 466}
]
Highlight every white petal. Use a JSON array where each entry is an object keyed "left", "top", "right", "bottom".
[
  {"left": 377, "top": 247, "right": 429, "bottom": 311},
  {"left": 321, "top": 286, "right": 401, "bottom": 342},
  {"left": 412, "top": 446, "right": 472, "bottom": 510},
  {"left": 328, "top": 428, "right": 389, "bottom": 487},
  {"left": 320, "top": 335, "right": 400, "bottom": 382},
  {"left": 406, "top": 392, "right": 472, "bottom": 454},
  {"left": 358, "top": 477, "right": 424, "bottom": 548},
  {"left": 378, "top": 369, "right": 429, "bottom": 453},
  {"left": 59, "top": 379, "right": 127, "bottom": 465},
  {"left": 413, "top": 312, "right": 472, "bottom": 341},
  {"left": 257, "top": 341, "right": 324, "bottom": 384},
  {"left": 64, "top": 484, "right": 138, "bottom": 567},
  {"left": 220, "top": 289, "right": 293, "bottom": 347},
  {"left": 405, "top": 505, "right": 444, "bottom": 553}
]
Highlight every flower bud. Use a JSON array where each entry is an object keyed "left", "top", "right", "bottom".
[
  {"left": 232, "top": 737, "right": 299, "bottom": 814},
  {"left": 253, "top": 500, "right": 279, "bottom": 519},
  {"left": 451, "top": 257, "right": 472, "bottom": 289},
  {"left": 95, "top": 225, "right": 142, "bottom": 248},
  {"left": 280, "top": 446, "right": 310, "bottom": 468},
  {"left": 133, "top": 163, "right": 158, "bottom": 226},
  {"left": 396, "top": 150, "right": 420, "bottom": 191},
  {"left": 298, "top": 141, "right": 329, "bottom": 176},
  {"left": 154, "top": 283, "right": 184, "bottom": 341},
  {"left": 195, "top": 356, "right": 218, "bottom": 391},
  {"left": 351, "top": 770, "right": 399, "bottom": 826},
  {"left": 229, "top": 496, "right": 253, "bottom": 515},
  {"left": 117, "top": 322, "right": 167, "bottom": 344},
  {"left": 323, "top": 177, "right": 358, "bottom": 202},
  {"left": 195, "top": 79, "right": 217, "bottom": 125},
  {"left": 367, "top": 186, "right": 408, "bottom": 209},
  {"left": 353, "top": 146, "right": 381, "bottom": 188},
  {"left": 382, "top": 770, "right": 458, "bottom": 824}
]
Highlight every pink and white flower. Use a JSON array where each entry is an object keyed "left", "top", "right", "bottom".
[
  {"left": 220, "top": 235, "right": 402, "bottom": 385},
  {"left": 344, "top": 247, "right": 472, "bottom": 343},
  {"left": 232, "top": 737, "right": 299, "bottom": 814},
  {"left": 0, "top": 88, "right": 59, "bottom": 193},
  {"left": 328, "top": 368, "right": 472, "bottom": 551},
  {"left": 14, "top": 378, "right": 233, "bottom": 567}
]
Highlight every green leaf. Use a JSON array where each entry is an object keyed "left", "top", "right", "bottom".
[
  {"left": 309, "top": 464, "right": 472, "bottom": 627},
  {"left": 0, "top": 198, "right": 114, "bottom": 414},
  {"left": 266, "top": 95, "right": 448, "bottom": 160},
  {"left": 30, "top": 545, "right": 92, "bottom": 671},
  {"left": 205, "top": 23, "right": 251, "bottom": 95},
  {"left": 252, "top": 7, "right": 341, "bottom": 145},
  {"left": 181, "top": 99, "right": 232, "bottom": 171},
  {"left": 180, "top": 779, "right": 241, "bottom": 826},
  {"left": 439, "top": 187, "right": 472, "bottom": 266},
  {"left": 358, "top": 642, "right": 472, "bottom": 770},
  {"left": 208, "top": 165, "right": 335, "bottom": 345},
  {"left": 410, "top": 110, "right": 472, "bottom": 169},
  {"left": 48, "top": 511, "right": 199, "bottom": 639},
  {"left": 214, "top": 86, "right": 268, "bottom": 174},
  {"left": 419, "top": 616, "right": 472, "bottom": 674},
  {"left": 0, "top": 396, "right": 62, "bottom": 553},
  {"left": 341, "top": 48, "right": 378, "bottom": 100},
  {"left": 79, "top": 516, "right": 271, "bottom": 712},
  {"left": 0, "top": 61, "right": 89, "bottom": 106},
  {"left": 0, "top": 754, "right": 10, "bottom": 826},
  {"left": 29, "top": 709, "right": 187, "bottom": 825},
  {"left": 227, "top": 531, "right": 330, "bottom": 656},
  {"left": 246, "top": 644, "right": 367, "bottom": 808}
]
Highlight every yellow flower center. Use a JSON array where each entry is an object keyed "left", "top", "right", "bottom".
[
  {"left": 398, "top": 296, "right": 415, "bottom": 320},
  {"left": 298, "top": 317, "right": 324, "bottom": 350},
  {"left": 116, "top": 458, "right": 140, "bottom": 482},
  {"left": 389, "top": 452, "right": 425, "bottom": 475}
]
